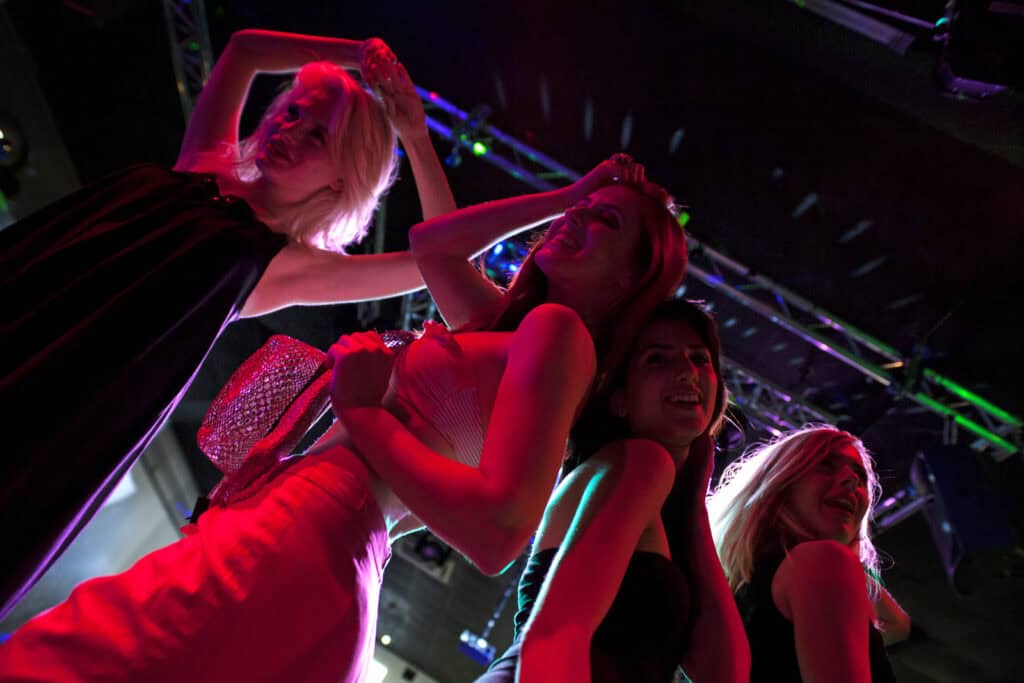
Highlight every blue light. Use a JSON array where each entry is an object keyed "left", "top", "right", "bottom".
[{"left": 483, "top": 239, "right": 529, "bottom": 286}]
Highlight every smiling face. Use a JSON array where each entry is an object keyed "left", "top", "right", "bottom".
[
  {"left": 610, "top": 318, "right": 719, "bottom": 458},
  {"left": 534, "top": 184, "right": 648, "bottom": 294},
  {"left": 255, "top": 85, "right": 344, "bottom": 203},
  {"left": 784, "top": 445, "right": 870, "bottom": 546}
]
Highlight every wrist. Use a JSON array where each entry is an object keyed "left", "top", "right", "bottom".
[{"left": 399, "top": 129, "right": 433, "bottom": 150}]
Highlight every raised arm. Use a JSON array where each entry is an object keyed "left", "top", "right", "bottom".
[
  {"left": 175, "top": 29, "right": 368, "bottom": 169},
  {"left": 407, "top": 158, "right": 628, "bottom": 328},
  {"left": 774, "top": 540, "right": 874, "bottom": 683},
  {"left": 238, "top": 43, "right": 457, "bottom": 317},
  {"left": 517, "top": 440, "right": 676, "bottom": 683},
  {"left": 330, "top": 304, "right": 596, "bottom": 575},
  {"left": 678, "top": 439, "right": 750, "bottom": 682},
  {"left": 371, "top": 58, "right": 455, "bottom": 222}
]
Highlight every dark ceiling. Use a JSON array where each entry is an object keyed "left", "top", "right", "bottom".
[{"left": 5, "top": 0, "right": 1023, "bottom": 681}]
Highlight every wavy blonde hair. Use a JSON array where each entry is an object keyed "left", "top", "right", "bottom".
[
  {"left": 707, "top": 425, "right": 881, "bottom": 594},
  {"left": 232, "top": 61, "right": 397, "bottom": 252}
]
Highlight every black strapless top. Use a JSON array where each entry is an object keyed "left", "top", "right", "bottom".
[
  {"left": 735, "top": 553, "right": 897, "bottom": 682},
  {"left": 513, "top": 548, "right": 692, "bottom": 683}
]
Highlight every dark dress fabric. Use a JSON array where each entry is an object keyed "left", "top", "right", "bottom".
[
  {"left": 0, "top": 164, "right": 287, "bottom": 617},
  {"left": 735, "top": 552, "right": 897, "bottom": 682},
  {"left": 480, "top": 547, "right": 691, "bottom": 683}
]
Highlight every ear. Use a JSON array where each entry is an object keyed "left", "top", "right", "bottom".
[
  {"left": 608, "top": 389, "right": 627, "bottom": 418},
  {"left": 329, "top": 177, "right": 345, "bottom": 193}
]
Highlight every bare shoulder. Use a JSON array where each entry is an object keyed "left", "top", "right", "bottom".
[
  {"left": 555, "top": 439, "right": 675, "bottom": 506},
  {"left": 773, "top": 540, "right": 866, "bottom": 619},
  {"left": 534, "top": 439, "right": 674, "bottom": 552},
  {"left": 521, "top": 303, "right": 589, "bottom": 337},
  {"left": 786, "top": 540, "right": 861, "bottom": 571},
  {"left": 591, "top": 438, "right": 675, "bottom": 481},
  {"left": 514, "top": 303, "right": 596, "bottom": 366}
]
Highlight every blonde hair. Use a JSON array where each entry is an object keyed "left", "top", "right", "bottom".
[
  {"left": 232, "top": 61, "right": 397, "bottom": 252},
  {"left": 707, "top": 425, "right": 881, "bottom": 594}
]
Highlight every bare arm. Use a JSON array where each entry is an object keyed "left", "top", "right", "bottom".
[
  {"left": 517, "top": 440, "right": 676, "bottom": 683},
  {"left": 682, "top": 504, "right": 751, "bottom": 682},
  {"left": 373, "top": 59, "right": 456, "bottom": 222},
  {"left": 407, "top": 157, "right": 633, "bottom": 328},
  {"left": 678, "top": 439, "right": 750, "bottom": 682},
  {"left": 870, "top": 581, "right": 911, "bottom": 645},
  {"left": 332, "top": 304, "right": 596, "bottom": 575},
  {"left": 774, "top": 540, "right": 874, "bottom": 683},
  {"left": 407, "top": 187, "right": 578, "bottom": 328},
  {"left": 175, "top": 29, "right": 365, "bottom": 169},
  {"left": 240, "top": 247, "right": 422, "bottom": 317},
  {"left": 238, "top": 47, "right": 456, "bottom": 316}
]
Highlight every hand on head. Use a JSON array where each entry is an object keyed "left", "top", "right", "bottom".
[
  {"left": 572, "top": 153, "right": 648, "bottom": 200},
  {"left": 359, "top": 38, "right": 397, "bottom": 82},
  {"left": 359, "top": 38, "right": 427, "bottom": 140},
  {"left": 327, "top": 331, "right": 396, "bottom": 410}
]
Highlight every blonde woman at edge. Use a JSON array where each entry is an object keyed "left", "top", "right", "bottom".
[{"left": 708, "top": 426, "right": 910, "bottom": 682}]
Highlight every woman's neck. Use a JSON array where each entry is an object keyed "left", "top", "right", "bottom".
[{"left": 204, "top": 169, "right": 292, "bottom": 234}]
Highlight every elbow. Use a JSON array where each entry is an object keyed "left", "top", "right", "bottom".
[
  {"left": 468, "top": 513, "right": 537, "bottom": 576},
  {"left": 228, "top": 29, "right": 256, "bottom": 49},
  {"left": 473, "top": 525, "right": 533, "bottom": 576},
  {"left": 408, "top": 221, "right": 433, "bottom": 256},
  {"left": 225, "top": 30, "right": 262, "bottom": 60}
]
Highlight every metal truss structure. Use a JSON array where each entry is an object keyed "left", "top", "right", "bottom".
[
  {"left": 721, "top": 359, "right": 838, "bottom": 438},
  {"left": 161, "top": 12, "right": 1020, "bottom": 456},
  {"left": 161, "top": 0, "right": 214, "bottom": 122},
  {"left": 684, "top": 238, "right": 1021, "bottom": 457}
]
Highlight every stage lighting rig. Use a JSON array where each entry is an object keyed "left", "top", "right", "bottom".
[
  {"left": 444, "top": 104, "right": 493, "bottom": 167},
  {"left": 786, "top": 0, "right": 1019, "bottom": 96},
  {"left": 482, "top": 238, "right": 531, "bottom": 287}
]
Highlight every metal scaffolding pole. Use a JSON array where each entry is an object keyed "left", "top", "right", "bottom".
[{"left": 161, "top": 0, "right": 214, "bottom": 122}]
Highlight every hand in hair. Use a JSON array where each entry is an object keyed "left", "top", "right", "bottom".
[
  {"left": 359, "top": 37, "right": 397, "bottom": 81},
  {"left": 327, "top": 331, "right": 396, "bottom": 409},
  {"left": 570, "top": 155, "right": 648, "bottom": 199},
  {"left": 377, "top": 61, "right": 429, "bottom": 141}
]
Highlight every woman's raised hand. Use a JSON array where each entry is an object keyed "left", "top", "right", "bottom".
[
  {"left": 359, "top": 37, "right": 396, "bottom": 82},
  {"left": 570, "top": 153, "right": 647, "bottom": 200},
  {"left": 360, "top": 38, "right": 428, "bottom": 140},
  {"left": 327, "top": 331, "right": 396, "bottom": 410}
]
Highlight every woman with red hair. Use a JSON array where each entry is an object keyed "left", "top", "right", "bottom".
[{"left": 0, "top": 156, "right": 689, "bottom": 682}]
